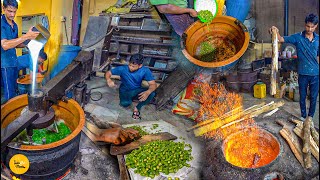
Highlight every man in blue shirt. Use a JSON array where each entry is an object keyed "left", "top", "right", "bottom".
[
  {"left": 270, "top": 13, "right": 319, "bottom": 121},
  {"left": 105, "top": 54, "right": 157, "bottom": 120},
  {"left": 1, "top": 0, "right": 39, "bottom": 104}
]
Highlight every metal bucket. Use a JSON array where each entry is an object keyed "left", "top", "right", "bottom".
[
  {"left": 181, "top": 16, "right": 250, "bottom": 70},
  {"left": 24, "top": 24, "right": 51, "bottom": 46},
  {"left": 1, "top": 94, "right": 85, "bottom": 179}
]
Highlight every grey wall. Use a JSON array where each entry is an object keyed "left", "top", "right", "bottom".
[{"left": 251, "top": 0, "right": 319, "bottom": 43}]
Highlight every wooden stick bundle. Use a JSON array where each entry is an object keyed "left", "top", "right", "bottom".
[
  {"left": 293, "top": 126, "right": 319, "bottom": 162},
  {"left": 193, "top": 101, "right": 284, "bottom": 136},
  {"left": 290, "top": 118, "right": 319, "bottom": 147},
  {"left": 276, "top": 120, "right": 304, "bottom": 167}
]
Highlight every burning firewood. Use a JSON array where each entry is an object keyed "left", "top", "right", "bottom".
[
  {"left": 187, "top": 105, "right": 244, "bottom": 132},
  {"left": 252, "top": 153, "right": 261, "bottom": 167},
  {"left": 276, "top": 120, "right": 304, "bottom": 168}
]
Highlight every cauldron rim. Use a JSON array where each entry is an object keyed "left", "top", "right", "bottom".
[
  {"left": 1, "top": 94, "right": 85, "bottom": 151},
  {"left": 182, "top": 15, "right": 250, "bottom": 68},
  {"left": 221, "top": 126, "right": 281, "bottom": 170}
]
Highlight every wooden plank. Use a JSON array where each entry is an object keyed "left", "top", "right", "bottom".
[
  {"left": 110, "top": 132, "right": 177, "bottom": 155},
  {"left": 117, "top": 155, "right": 131, "bottom": 180}
]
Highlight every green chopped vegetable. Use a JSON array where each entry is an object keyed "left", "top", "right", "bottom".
[
  {"left": 198, "top": 41, "right": 216, "bottom": 62},
  {"left": 13, "top": 121, "right": 71, "bottom": 144},
  {"left": 151, "top": 124, "right": 159, "bottom": 130},
  {"left": 198, "top": 10, "right": 214, "bottom": 23},
  {"left": 127, "top": 125, "right": 149, "bottom": 136},
  {"left": 126, "top": 140, "right": 193, "bottom": 178}
]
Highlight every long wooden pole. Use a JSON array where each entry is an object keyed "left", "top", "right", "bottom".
[{"left": 271, "top": 28, "right": 279, "bottom": 95}]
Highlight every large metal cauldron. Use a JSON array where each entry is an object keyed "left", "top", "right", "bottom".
[
  {"left": 1, "top": 94, "right": 85, "bottom": 180},
  {"left": 181, "top": 16, "right": 250, "bottom": 70}
]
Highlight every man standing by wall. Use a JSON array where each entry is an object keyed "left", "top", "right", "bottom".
[
  {"left": 270, "top": 13, "right": 319, "bottom": 121},
  {"left": 1, "top": 0, "right": 39, "bottom": 104}
]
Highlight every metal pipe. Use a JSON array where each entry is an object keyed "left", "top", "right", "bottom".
[{"left": 284, "top": 0, "right": 289, "bottom": 36}]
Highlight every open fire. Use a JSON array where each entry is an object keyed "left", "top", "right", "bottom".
[
  {"left": 222, "top": 127, "right": 280, "bottom": 168},
  {"left": 193, "top": 82, "right": 280, "bottom": 168}
]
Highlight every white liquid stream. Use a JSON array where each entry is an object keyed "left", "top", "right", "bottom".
[{"left": 27, "top": 40, "right": 44, "bottom": 95}]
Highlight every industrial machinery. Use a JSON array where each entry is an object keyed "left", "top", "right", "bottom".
[{"left": 1, "top": 50, "right": 94, "bottom": 152}]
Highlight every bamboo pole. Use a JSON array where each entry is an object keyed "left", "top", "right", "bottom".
[
  {"left": 270, "top": 28, "right": 279, "bottom": 95},
  {"left": 187, "top": 102, "right": 267, "bottom": 132},
  {"left": 193, "top": 101, "right": 284, "bottom": 136}
]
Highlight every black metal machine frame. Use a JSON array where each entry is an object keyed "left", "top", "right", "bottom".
[{"left": 1, "top": 51, "right": 94, "bottom": 151}]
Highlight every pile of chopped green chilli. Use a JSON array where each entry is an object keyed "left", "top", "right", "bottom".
[
  {"left": 198, "top": 41, "right": 216, "bottom": 62},
  {"left": 198, "top": 10, "right": 214, "bottom": 23},
  {"left": 13, "top": 121, "right": 71, "bottom": 145},
  {"left": 126, "top": 140, "right": 193, "bottom": 178},
  {"left": 127, "top": 125, "right": 149, "bottom": 136}
]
